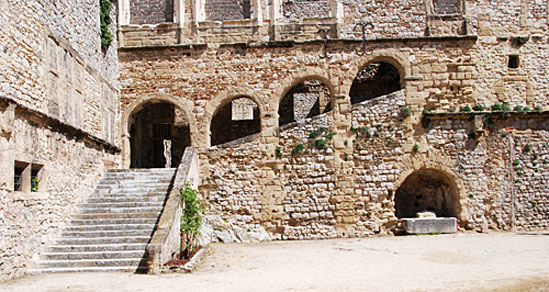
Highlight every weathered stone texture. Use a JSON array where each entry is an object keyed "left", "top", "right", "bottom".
[
  {"left": 0, "top": 0, "right": 120, "bottom": 281},
  {"left": 282, "top": 0, "right": 331, "bottom": 19},
  {"left": 205, "top": 0, "right": 251, "bottom": 21},
  {"left": 130, "top": 0, "right": 174, "bottom": 24}
]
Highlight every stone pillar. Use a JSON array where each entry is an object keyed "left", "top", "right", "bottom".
[
  {"left": 174, "top": 0, "right": 185, "bottom": 24},
  {"left": 252, "top": 0, "right": 263, "bottom": 24},
  {"left": 118, "top": 0, "right": 130, "bottom": 25}
]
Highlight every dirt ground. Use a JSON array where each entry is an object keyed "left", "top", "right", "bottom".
[{"left": 1, "top": 233, "right": 548, "bottom": 292}]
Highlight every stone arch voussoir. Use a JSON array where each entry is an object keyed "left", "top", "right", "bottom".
[
  {"left": 393, "top": 151, "right": 467, "bottom": 220},
  {"left": 341, "top": 49, "right": 411, "bottom": 103},
  {"left": 203, "top": 86, "right": 267, "bottom": 148}
]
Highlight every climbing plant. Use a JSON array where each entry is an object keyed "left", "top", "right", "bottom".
[
  {"left": 180, "top": 183, "right": 205, "bottom": 259},
  {"left": 100, "top": 0, "right": 114, "bottom": 50}
]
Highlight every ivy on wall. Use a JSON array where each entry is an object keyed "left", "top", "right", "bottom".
[{"left": 100, "top": 0, "right": 114, "bottom": 50}]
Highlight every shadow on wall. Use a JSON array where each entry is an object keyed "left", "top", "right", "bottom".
[
  {"left": 210, "top": 96, "right": 260, "bottom": 146},
  {"left": 350, "top": 62, "right": 401, "bottom": 105}
]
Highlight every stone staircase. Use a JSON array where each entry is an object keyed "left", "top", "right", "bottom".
[{"left": 30, "top": 168, "right": 177, "bottom": 273}]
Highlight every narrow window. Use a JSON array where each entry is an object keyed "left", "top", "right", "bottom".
[
  {"left": 14, "top": 161, "right": 30, "bottom": 192},
  {"left": 508, "top": 55, "right": 519, "bottom": 69},
  {"left": 31, "top": 164, "right": 43, "bottom": 192}
]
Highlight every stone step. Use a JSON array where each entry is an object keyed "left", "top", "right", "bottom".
[
  {"left": 95, "top": 187, "right": 170, "bottom": 193},
  {"left": 78, "top": 206, "right": 163, "bottom": 214},
  {"left": 86, "top": 196, "right": 166, "bottom": 203},
  {"left": 87, "top": 192, "right": 167, "bottom": 199},
  {"left": 71, "top": 212, "right": 160, "bottom": 220},
  {"left": 28, "top": 266, "right": 147, "bottom": 274},
  {"left": 56, "top": 236, "right": 150, "bottom": 245},
  {"left": 96, "top": 182, "right": 171, "bottom": 190},
  {"left": 65, "top": 224, "right": 156, "bottom": 232},
  {"left": 36, "top": 258, "right": 144, "bottom": 268},
  {"left": 80, "top": 202, "right": 164, "bottom": 208},
  {"left": 42, "top": 250, "right": 146, "bottom": 261},
  {"left": 69, "top": 218, "right": 158, "bottom": 226},
  {"left": 61, "top": 229, "right": 154, "bottom": 238},
  {"left": 46, "top": 243, "right": 147, "bottom": 253},
  {"left": 97, "top": 180, "right": 172, "bottom": 187}
]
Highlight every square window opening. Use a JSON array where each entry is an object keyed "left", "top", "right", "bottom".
[{"left": 508, "top": 55, "right": 520, "bottom": 69}]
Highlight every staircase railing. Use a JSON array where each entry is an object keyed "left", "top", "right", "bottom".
[{"left": 145, "top": 146, "right": 199, "bottom": 274}]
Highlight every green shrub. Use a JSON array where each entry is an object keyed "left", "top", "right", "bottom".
[
  {"left": 308, "top": 130, "right": 319, "bottom": 139},
  {"left": 400, "top": 106, "right": 411, "bottom": 117},
  {"left": 491, "top": 104, "right": 503, "bottom": 111},
  {"left": 534, "top": 105, "right": 542, "bottom": 112},
  {"left": 502, "top": 103, "right": 511, "bottom": 112},
  {"left": 513, "top": 160, "right": 520, "bottom": 166},
  {"left": 326, "top": 132, "right": 334, "bottom": 140},
  {"left": 523, "top": 106, "right": 531, "bottom": 112},
  {"left": 100, "top": 0, "right": 115, "bottom": 50},
  {"left": 413, "top": 143, "right": 419, "bottom": 152},
  {"left": 180, "top": 184, "right": 205, "bottom": 259}
]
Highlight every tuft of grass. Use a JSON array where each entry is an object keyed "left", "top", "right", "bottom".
[
  {"left": 291, "top": 144, "right": 304, "bottom": 156},
  {"left": 460, "top": 105, "right": 472, "bottom": 112},
  {"left": 473, "top": 104, "right": 485, "bottom": 111}
]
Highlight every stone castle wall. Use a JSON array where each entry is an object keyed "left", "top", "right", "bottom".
[{"left": 0, "top": 0, "right": 120, "bottom": 280}]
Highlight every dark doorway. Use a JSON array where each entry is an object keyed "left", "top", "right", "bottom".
[
  {"left": 210, "top": 97, "right": 260, "bottom": 146},
  {"left": 394, "top": 169, "right": 459, "bottom": 218},
  {"left": 349, "top": 62, "right": 401, "bottom": 105},
  {"left": 129, "top": 102, "right": 190, "bottom": 168},
  {"left": 279, "top": 79, "right": 331, "bottom": 127}
]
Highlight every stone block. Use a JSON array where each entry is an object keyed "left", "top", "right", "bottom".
[{"left": 402, "top": 218, "right": 457, "bottom": 234}]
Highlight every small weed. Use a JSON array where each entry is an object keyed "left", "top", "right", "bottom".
[
  {"left": 515, "top": 166, "right": 524, "bottom": 171},
  {"left": 515, "top": 179, "right": 523, "bottom": 184},
  {"left": 448, "top": 108, "right": 455, "bottom": 113},
  {"left": 513, "top": 160, "right": 520, "bottom": 166},
  {"left": 309, "top": 130, "right": 319, "bottom": 139},
  {"left": 524, "top": 144, "right": 531, "bottom": 153},
  {"left": 492, "top": 104, "right": 503, "bottom": 111},
  {"left": 400, "top": 106, "right": 411, "bottom": 117},
  {"left": 291, "top": 144, "right": 305, "bottom": 156},
  {"left": 373, "top": 131, "right": 380, "bottom": 137},
  {"left": 314, "top": 139, "right": 327, "bottom": 149},
  {"left": 326, "top": 132, "right": 334, "bottom": 140},
  {"left": 350, "top": 127, "right": 358, "bottom": 132},
  {"left": 413, "top": 143, "right": 419, "bottom": 152},
  {"left": 501, "top": 131, "right": 508, "bottom": 138},
  {"left": 530, "top": 201, "right": 538, "bottom": 207},
  {"left": 275, "top": 147, "right": 282, "bottom": 158},
  {"left": 534, "top": 105, "right": 542, "bottom": 112},
  {"left": 460, "top": 105, "right": 472, "bottom": 112},
  {"left": 469, "top": 194, "right": 474, "bottom": 199},
  {"left": 502, "top": 103, "right": 512, "bottom": 112},
  {"left": 318, "top": 127, "right": 327, "bottom": 133},
  {"left": 344, "top": 140, "right": 348, "bottom": 146},
  {"left": 544, "top": 160, "right": 548, "bottom": 165},
  {"left": 473, "top": 104, "right": 485, "bottom": 111},
  {"left": 262, "top": 151, "right": 267, "bottom": 156},
  {"left": 513, "top": 105, "right": 523, "bottom": 112},
  {"left": 523, "top": 106, "right": 531, "bottom": 112}
]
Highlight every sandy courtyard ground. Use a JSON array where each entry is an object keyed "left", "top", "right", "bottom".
[{"left": 1, "top": 233, "right": 548, "bottom": 292}]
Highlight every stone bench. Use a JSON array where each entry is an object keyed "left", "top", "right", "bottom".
[{"left": 401, "top": 217, "right": 457, "bottom": 234}]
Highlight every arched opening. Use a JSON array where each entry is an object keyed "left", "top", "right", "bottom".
[
  {"left": 394, "top": 169, "right": 460, "bottom": 218},
  {"left": 279, "top": 78, "right": 332, "bottom": 127},
  {"left": 129, "top": 101, "right": 190, "bottom": 168},
  {"left": 210, "top": 96, "right": 260, "bottom": 146},
  {"left": 349, "top": 62, "right": 401, "bottom": 105}
]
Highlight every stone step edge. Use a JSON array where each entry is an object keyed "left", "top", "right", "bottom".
[{"left": 28, "top": 266, "right": 147, "bottom": 274}]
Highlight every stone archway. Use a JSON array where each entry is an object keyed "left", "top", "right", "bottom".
[
  {"left": 278, "top": 78, "right": 333, "bottom": 127},
  {"left": 128, "top": 101, "right": 190, "bottom": 168},
  {"left": 349, "top": 62, "right": 402, "bottom": 105},
  {"left": 394, "top": 169, "right": 460, "bottom": 218},
  {"left": 210, "top": 96, "right": 261, "bottom": 146}
]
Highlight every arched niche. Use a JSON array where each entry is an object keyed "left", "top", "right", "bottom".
[
  {"left": 210, "top": 96, "right": 261, "bottom": 146},
  {"left": 278, "top": 78, "right": 332, "bottom": 127},
  {"left": 349, "top": 62, "right": 401, "bottom": 105},
  {"left": 128, "top": 101, "right": 190, "bottom": 168},
  {"left": 394, "top": 169, "right": 460, "bottom": 218}
]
